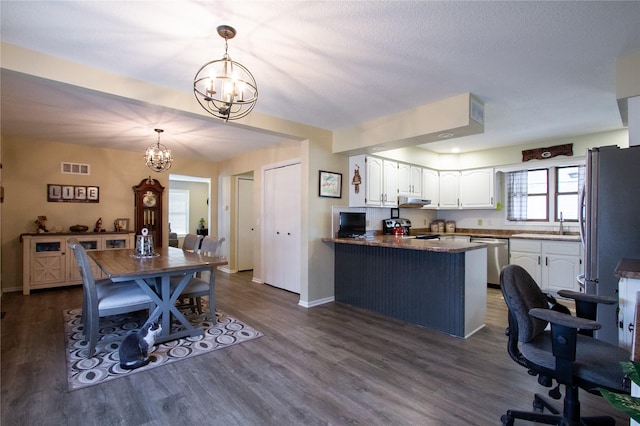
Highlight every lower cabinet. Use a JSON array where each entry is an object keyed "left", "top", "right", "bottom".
[
  {"left": 510, "top": 239, "right": 582, "bottom": 294},
  {"left": 22, "top": 232, "right": 134, "bottom": 295},
  {"left": 617, "top": 277, "right": 640, "bottom": 352}
]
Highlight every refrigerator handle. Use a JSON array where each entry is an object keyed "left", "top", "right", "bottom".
[{"left": 578, "top": 185, "right": 586, "bottom": 248}]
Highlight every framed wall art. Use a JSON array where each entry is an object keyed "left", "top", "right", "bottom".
[
  {"left": 114, "top": 218, "right": 129, "bottom": 232},
  {"left": 319, "top": 170, "right": 342, "bottom": 198},
  {"left": 47, "top": 184, "right": 99, "bottom": 203}
]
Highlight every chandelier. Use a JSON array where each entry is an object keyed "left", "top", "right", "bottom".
[
  {"left": 144, "top": 129, "right": 173, "bottom": 172},
  {"left": 193, "top": 25, "right": 258, "bottom": 122}
]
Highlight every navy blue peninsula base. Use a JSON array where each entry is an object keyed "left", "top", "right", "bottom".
[{"left": 325, "top": 236, "right": 487, "bottom": 338}]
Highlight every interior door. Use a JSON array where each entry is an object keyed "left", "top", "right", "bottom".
[
  {"left": 237, "top": 177, "right": 254, "bottom": 271},
  {"left": 263, "top": 163, "right": 301, "bottom": 293}
]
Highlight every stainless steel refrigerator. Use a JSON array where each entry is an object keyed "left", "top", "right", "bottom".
[{"left": 580, "top": 144, "right": 640, "bottom": 345}]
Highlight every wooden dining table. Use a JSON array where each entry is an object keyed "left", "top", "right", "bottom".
[{"left": 88, "top": 246, "right": 227, "bottom": 343}]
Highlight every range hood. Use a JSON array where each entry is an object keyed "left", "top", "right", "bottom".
[{"left": 397, "top": 196, "right": 431, "bottom": 208}]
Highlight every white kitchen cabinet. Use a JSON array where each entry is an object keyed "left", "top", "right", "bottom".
[
  {"left": 398, "top": 163, "right": 422, "bottom": 197},
  {"left": 438, "top": 171, "right": 460, "bottom": 208},
  {"left": 421, "top": 168, "right": 439, "bottom": 207},
  {"left": 542, "top": 242, "right": 582, "bottom": 293},
  {"left": 618, "top": 277, "right": 640, "bottom": 352},
  {"left": 348, "top": 155, "right": 398, "bottom": 207},
  {"left": 510, "top": 238, "right": 582, "bottom": 294},
  {"left": 22, "top": 232, "right": 135, "bottom": 295},
  {"left": 460, "top": 168, "right": 495, "bottom": 208},
  {"left": 381, "top": 158, "right": 399, "bottom": 206},
  {"left": 263, "top": 163, "right": 301, "bottom": 293}
]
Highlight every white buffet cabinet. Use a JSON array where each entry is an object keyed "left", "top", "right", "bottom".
[
  {"left": 21, "top": 232, "right": 135, "bottom": 295},
  {"left": 510, "top": 237, "right": 583, "bottom": 294}
]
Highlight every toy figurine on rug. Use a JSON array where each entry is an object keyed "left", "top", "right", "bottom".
[{"left": 34, "top": 216, "right": 49, "bottom": 233}]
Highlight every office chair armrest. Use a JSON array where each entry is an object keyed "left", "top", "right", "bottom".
[
  {"left": 557, "top": 290, "right": 617, "bottom": 305},
  {"left": 529, "top": 308, "right": 601, "bottom": 330}
]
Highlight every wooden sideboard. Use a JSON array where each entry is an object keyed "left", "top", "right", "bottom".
[{"left": 21, "top": 232, "right": 135, "bottom": 295}]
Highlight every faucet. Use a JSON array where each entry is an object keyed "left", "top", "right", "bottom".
[{"left": 558, "top": 212, "right": 564, "bottom": 235}]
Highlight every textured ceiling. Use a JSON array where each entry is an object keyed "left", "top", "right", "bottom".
[{"left": 1, "top": 1, "right": 639, "bottom": 160}]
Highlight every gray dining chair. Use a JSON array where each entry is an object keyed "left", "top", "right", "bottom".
[
  {"left": 173, "top": 236, "right": 223, "bottom": 316},
  {"left": 68, "top": 238, "right": 155, "bottom": 358},
  {"left": 181, "top": 233, "right": 202, "bottom": 252}
]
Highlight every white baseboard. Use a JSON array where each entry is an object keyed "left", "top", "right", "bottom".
[{"left": 299, "top": 296, "right": 334, "bottom": 308}]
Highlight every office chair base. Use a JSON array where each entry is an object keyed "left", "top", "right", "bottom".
[{"left": 502, "top": 393, "right": 615, "bottom": 425}]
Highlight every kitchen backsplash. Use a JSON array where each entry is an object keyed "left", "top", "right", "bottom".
[{"left": 331, "top": 205, "right": 577, "bottom": 236}]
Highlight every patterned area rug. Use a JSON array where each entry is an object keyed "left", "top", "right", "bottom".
[{"left": 63, "top": 304, "right": 262, "bottom": 391}]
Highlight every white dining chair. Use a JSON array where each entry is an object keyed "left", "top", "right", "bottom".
[{"left": 68, "top": 238, "right": 155, "bottom": 357}]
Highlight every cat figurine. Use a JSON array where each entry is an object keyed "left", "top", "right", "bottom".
[{"left": 118, "top": 322, "right": 162, "bottom": 370}]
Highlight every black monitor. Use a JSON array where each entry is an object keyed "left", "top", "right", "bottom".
[{"left": 338, "top": 212, "right": 366, "bottom": 237}]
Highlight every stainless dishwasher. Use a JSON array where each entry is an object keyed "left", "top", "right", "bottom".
[{"left": 470, "top": 238, "right": 509, "bottom": 286}]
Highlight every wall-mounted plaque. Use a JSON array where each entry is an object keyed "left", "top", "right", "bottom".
[{"left": 47, "top": 184, "right": 99, "bottom": 203}]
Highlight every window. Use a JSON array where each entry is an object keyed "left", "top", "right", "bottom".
[
  {"left": 507, "top": 169, "right": 548, "bottom": 221},
  {"left": 507, "top": 165, "right": 585, "bottom": 222},
  {"left": 168, "top": 189, "right": 189, "bottom": 235},
  {"left": 555, "top": 165, "right": 584, "bottom": 222}
]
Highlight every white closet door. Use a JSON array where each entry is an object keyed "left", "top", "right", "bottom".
[{"left": 263, "top": 163, "right": 301, "bottom": 293}]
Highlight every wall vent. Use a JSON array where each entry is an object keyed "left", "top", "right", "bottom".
[
  {"left": 470, "top": 98, "right": 484, "bottom": 125},
  {"left": 61, "top": 162, "right": 90, "bottom": 175}
]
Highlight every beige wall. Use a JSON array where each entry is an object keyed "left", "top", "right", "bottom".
[
  {"left": 377, "top": 128, "right": 629, "bottom": 171},
  {"left": 1, "top": 135, "right": 219, "bottom": 292}
]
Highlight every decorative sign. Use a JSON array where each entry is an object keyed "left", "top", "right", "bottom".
[
  {"left": 522, "top": 143, "right": 573, "bottom": 162},
  {"left": 47, "top": 184, "right": 99, "bottom": 203}
]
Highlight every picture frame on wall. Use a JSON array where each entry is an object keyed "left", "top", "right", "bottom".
[
  {"left": 319, "top": 170, "right": 342, "bottom": 198},
  {"left": 47, "top": 184, "right": 99, "bottom": 203}
]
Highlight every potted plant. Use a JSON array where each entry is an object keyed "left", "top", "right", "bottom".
[
  {"left": 600, "top": 361, "right": 640, "bottom": 424},
  {"left": 198, "top": 218, "right": 205, "bottom": 229}
]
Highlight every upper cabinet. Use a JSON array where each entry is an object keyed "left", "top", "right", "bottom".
[
  {"left": 421, "top": 168, "right": 439, "bottom": 206},
  {"left": 349, "top": 155, "right": 398, "bottom": 207},
  {"left": 438, "top": 171, "right": 461, "bottom": 208},
  {"left": 424, "top": 167, "right": 498, "bottom": 209},
  {"left": 459, "top": 168, "right": 495, "bottom": 208},
  {"left": 398, "top": 163, "right": 422, "bottom": 197},
  {"left": 349, "top": 156, "right": 498, "bottom": 210}
]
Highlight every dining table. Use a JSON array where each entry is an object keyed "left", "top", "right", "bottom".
[{"left": 88, "top": 246, "right": 228, "bottom": 344}]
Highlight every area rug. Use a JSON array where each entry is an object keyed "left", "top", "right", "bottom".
[{"left": 63, "top": 304, "right": 263, "bottom": 391}]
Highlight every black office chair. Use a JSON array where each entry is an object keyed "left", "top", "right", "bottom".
[{"left": 500, "top": 264, "right": 630, "bottom": 425}]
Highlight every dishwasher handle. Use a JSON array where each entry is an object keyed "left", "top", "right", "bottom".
[{"left": 470, "top": 238, "right": 509, "bottom": 246}]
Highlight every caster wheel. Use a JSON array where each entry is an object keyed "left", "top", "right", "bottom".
[
  {"left": 500, "top": 414, "right": 514, "bottom": 426},
  {"left": 533, "top": 400, "right": 544, "bottom": 413}
]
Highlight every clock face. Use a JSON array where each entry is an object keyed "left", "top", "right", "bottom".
[{"left": 142, "top": 191, "right": 157, "bottom": 207}]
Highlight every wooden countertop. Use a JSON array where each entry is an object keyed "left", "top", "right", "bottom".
[
  {"left": 615, "top": 258, "right": 640, "bottom": 279},
  {"left": 322, "top": 235, "right": 486, "bottom": 253}
]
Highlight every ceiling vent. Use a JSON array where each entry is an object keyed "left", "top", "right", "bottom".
[{"left": 61, "top": 162, "right": 90, "bottom": 175}]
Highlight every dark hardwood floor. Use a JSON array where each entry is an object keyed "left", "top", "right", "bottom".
[{"left": 1, "top": 271, "right": 628, "bottom": 425}]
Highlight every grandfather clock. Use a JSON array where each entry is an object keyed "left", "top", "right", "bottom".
[{"left": 133, "top": 177, "right": 165, "bottom": 247}]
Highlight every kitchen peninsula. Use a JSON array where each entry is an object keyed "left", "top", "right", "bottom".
[{"left": 323, "top": 235, "right": 487, "bottom": 338}]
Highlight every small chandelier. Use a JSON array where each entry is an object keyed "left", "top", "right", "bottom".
[
  {"left": 144, "top": 129, "right": 173, "bottom": 172},
  {"left": 193, "top": 25, "right": 258, "bottom": 122}
]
